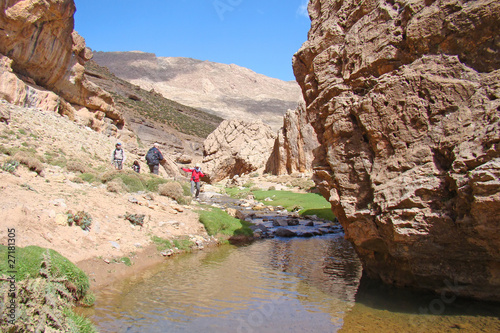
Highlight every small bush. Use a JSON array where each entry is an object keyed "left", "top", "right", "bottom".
[
  {"left": 67, "top": 161, "right": 89, "bottom": 173},
  {"left": 79, "top": 172, "right": 99, "bottom": 184},
  {"left": 67, "top": 211, "right": 92, "bottom": 231},
  {"left": 106, "top": 178, "right": 125, "bottom": 193},
  {"left": 101, "top": 170, "right": 145, "bottom": 193},
  {"left": 13, "top": 151, "right": 44, "bottom": 175},
  {"left": 145, "top": 176, "right": 169, "bottom": 192},
  {"left": 1, "top": 159, "right": 19, "bottom": 173},
  {"left": 158, "top": 181, "right": 184, "bottom": 201}
]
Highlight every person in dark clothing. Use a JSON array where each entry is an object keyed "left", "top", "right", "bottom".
[
  {"left": 132, "top": 160, "right": 140, "bottom": 173},
  {"left": 145, "top": 143, "right": 164, "bottom": 175},
  {"left": 181, "top": 163, "right": 205, "bottom": 199}
]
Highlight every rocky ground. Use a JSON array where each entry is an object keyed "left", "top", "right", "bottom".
[{"left": 0, "top": 100, "right": 312, "bottom": 290}]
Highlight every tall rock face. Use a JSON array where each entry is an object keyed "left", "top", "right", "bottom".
[
  {"left": 265, "top": 101, "right": 320, "bottom": 175},
  {"left": 294, "top": 0, "right": 500, "bottom": 301},
  {"left": 0, "top": 0, "right": 122, "bottom": 127},
  {"left": 203, "top": 119, "right": 276, "bottom": 182}
]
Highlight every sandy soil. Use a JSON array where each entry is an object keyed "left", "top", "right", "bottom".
[{"left": 0, "top": 101, "right": 311, "bottom": 290}]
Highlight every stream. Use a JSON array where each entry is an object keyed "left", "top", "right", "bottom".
[{"left": 82, "top": 192, "right": 500, "bottom": 332}]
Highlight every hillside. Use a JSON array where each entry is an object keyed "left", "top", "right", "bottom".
[
  {"left": 84, "top": 60, "right": 223, "bottom": 158},
  {"left": 91, "top": 51, "right": 303, "bottom": 131}
]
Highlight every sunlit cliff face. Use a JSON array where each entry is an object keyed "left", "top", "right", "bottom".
[{"left": 292, "top": 0, "right": 500, "bottom": 301}]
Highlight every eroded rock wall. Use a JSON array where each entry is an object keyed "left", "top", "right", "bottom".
[
  {"left": 0, "top": 0, "right": 122, "bottom": 127},
  {"left": 203, "top": 119, "right": 276, "bottom": 182},
  {"left": 293, "top": 0, "right": 500, "bottom": 300},
  {"left": 265, "top": 101, "right": 320, "bottom": 175}
]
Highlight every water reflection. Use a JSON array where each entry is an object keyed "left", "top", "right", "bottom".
[
  {"left": 88, "top": 234, "right": 362, "bottom": 332},
  {"left": 86, "top": 234, "right": 500, "bottom": 333}
]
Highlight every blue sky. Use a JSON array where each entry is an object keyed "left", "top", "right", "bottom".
[{"left": 73, "top": 0, "right": 311, "bottom": 82}]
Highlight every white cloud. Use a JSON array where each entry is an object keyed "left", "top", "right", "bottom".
[{"left": 297, "top": 0, "right": 309, "bottom": 18}]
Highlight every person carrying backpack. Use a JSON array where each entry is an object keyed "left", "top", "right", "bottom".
[
  {"left": 181, "top": 163, "right": 205, "bottom": 199},
  {"left": 145, "top": 143, "right": 164, "bottom": 175},
  {"left": 111, "top": 143, "right": 126, "bottom": 170}
]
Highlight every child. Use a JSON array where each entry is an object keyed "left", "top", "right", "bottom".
[{"left": 132, "top": 160, "right": 140, "bottom": 173}]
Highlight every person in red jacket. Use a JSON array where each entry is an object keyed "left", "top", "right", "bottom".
[{"left": 181, "top": 163, "right": 205, "bottom": 199}]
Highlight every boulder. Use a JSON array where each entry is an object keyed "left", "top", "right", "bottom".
[
  {"left": 203, "top": 119, "right": 276, "bottom": 182},
  {"left": 293, "top": 0, "right": 500, "bottom": 301}
]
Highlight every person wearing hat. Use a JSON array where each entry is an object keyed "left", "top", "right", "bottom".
[
  {"left": 181, "top": 163, "right": 205, "bottom": 199},
  {"left": 111, "top": 142, "right": 126, "bottom": 170},
  {"left": 145, "top": 143, "right": 164, "bottom": 175}
]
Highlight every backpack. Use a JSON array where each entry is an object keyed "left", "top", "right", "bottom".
[{"left": 145, "top": 148, "right": 157, "bottom": 165}]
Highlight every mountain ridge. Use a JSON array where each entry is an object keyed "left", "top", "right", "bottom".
[{"left": 91, "top": 51, "right": 303, "bottom": 131}]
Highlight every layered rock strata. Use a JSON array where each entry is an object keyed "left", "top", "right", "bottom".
[
  {"left": 0, "top": 0, "right": 123, "bottom": 130},
  {"left": 203, "top": 119, "right": 276, "bottom": 182},
  {"left": 265, "top": 101, "right": 320, "bottom": 175},
  {"left": 293, "top": 0, "right": 500, "bottom": 301}
]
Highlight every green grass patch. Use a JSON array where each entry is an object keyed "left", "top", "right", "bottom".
[
  {"left": 172, "top": 238, "right": 194, "bottom": 251},
  {"left": 197, "top": 207, "right": 253, "bottom": 237},
  {"left": 120, "top": 257, "right": 132, "bottom": 266},
  {"left": 63, "top": 308, "right": 98, "bottom": 333},
  {"left": 0, "top": 245, "right": 90, "bottom": 300},
  {"left": 224, "top": 186, "right": 253, "bottom": 199},
  {"left": 79, "top": 172, "right": 99, "bottom": 183},
  {"left": 145, "top": 176, "right": 169, "bottom": 192},
  {"left": 252, "top": 190, "right": 335, "bottom": 221},
  {"left": 151, "top": 235, "right": 172, "bottom": 251}
]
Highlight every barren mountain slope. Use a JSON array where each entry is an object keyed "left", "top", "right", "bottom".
[{"left": 92, "top": 51, "right": 303, "bottom": 131}]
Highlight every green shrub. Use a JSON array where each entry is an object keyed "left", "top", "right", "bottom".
[
  {"left": 101, "top": 170, "right": 146, "bottom": 193},
  {"left": 67, "top": 211, "right": 93, "bottom": 231},
  {"left": 1, "top": 159, "right": 19, "bottom": 173},
  {"left": 145, "top": 176, "right": 169, "bottom": 192},
  {"left": 79, "top": 172, "right": 99, "bottom": 183}
]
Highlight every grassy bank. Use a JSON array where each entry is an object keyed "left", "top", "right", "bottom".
[
  {"left": 226, "top": 188, "right": 335, "bottom": 221},
  {"left": 197, "top": 206, "right": 253, "bottom": 241},
  {"left": 0, "top": 245, "right": 97, "bottom": 332}
]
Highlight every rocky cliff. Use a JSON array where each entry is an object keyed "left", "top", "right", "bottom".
[
  {"left": 0, "top": 0, "right": 122, "bottom": 130},
  {"left": 265, "top": 101, "right": 320, "bottom": 175},
  {"left": 92, "top": 51, "right": 302, "bottom": 131},
  {"left": 203, "top": 119, "right": 276, "bottom": 182},
  {"left": 294, "top": 0, "right": 500, "bottom": 301}
]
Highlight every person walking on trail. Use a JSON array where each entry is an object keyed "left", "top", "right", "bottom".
[
  {"left": 145, "top": 143, "right": 164, "bottom": 175},
  {"left": 111, "top": 143, "right": 126, "bottom": 170},
  {"left": 181, "top": 163, "right": 205, "bottom": 199}
]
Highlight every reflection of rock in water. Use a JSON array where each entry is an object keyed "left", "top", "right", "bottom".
[
  {"left": 339, "top": 274, "right": 500, "bottom": 333},
  {"left": 268, "top": 236, "right": 363, "bottom": 303}
]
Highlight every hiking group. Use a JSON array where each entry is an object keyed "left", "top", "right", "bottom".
[{"left": 111, "top": 142, "right": 206, "bottom": 199}]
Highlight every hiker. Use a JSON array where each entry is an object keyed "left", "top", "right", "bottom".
[
  {"left": 111, "top": 143, "right": 126, "bottom": 170},
  {"left": 145, "top": 143, "right": 164, "bottom": 175},
  {"left": 132, "top": 160, "right": 140, "bottom": 173},
  {"left": 181, "top": 163, "right": 205, "bottom": 199}
]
